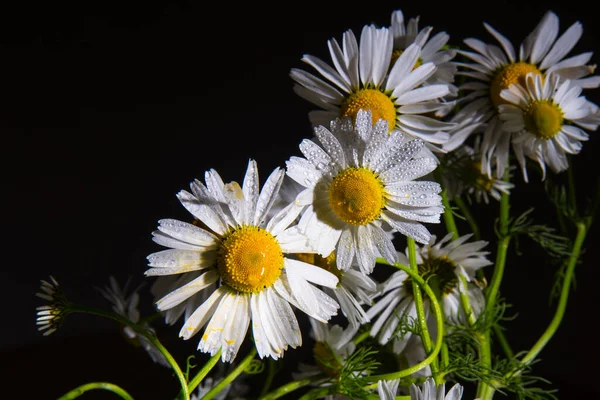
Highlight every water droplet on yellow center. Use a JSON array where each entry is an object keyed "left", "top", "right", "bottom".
[
  {"left": 218, "top": 226, "right": 284, "bottom": 293},
  {"left": 490, "top": 62, "right": 541, "bottom": 107},
  {"left": 340, "top": 89, "right": 397, "bottom": 131},
  {"left": 523, "top": 100, "right": 563, "bottom": 139},
  {"left": 328, "top": 167, "right": 385, "bottom": 226}
]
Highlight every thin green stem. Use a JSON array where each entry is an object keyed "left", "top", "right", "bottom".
[
  {"left": 258, "top": 359, "right": 278, "bottom": 398},
  {"left": 458, "top": 275, "right": 476, "bottom": 326},
  {"left": 298, "top": 387, "right": 330, "bottom": 400},
  {"left": 519, "top": 222, "right": 587, "bottom": 366},
  {"left": 68, "top": 305, "right": 190, "bottom": 400},
  {"left": 407, "top": 238, "right": 439, "bottom": 381},
  {"left": 185, "top": 349, "right": 222, "bottom": 396},
  {"left": 493, "top": 325, "right": 514, "bottom": 359},
  {"left": 260, "top": 376, "right": 322, "bottom": 400},
  {"left": 441, "top": 190, "right": 460, "bottom": 240},
  {"left": 454, "top": 195, "right": 480, "bottom": 240},
  {"left": 364, "top": 259, "right": 444, "bottom": 388},
  {"left": 201, "top": 348, "right": 257, "bottom": 400},
  {"left": 57, "top": 382, "right": 134, "bottom": 400},
  {"left": 477, "top": 169, "right": 511, "bottom": 400},
  {"left": 353, "top": 329, "right": 371, "bottom": 345}
]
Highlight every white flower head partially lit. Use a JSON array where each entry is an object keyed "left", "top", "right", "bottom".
[
  {"left": 457, "top": 10, "right": 600, "bottom": 178},
  {"left": 290, "top": 24, "right": 454, "bottom": 151},
  {"left": 286, "top": 109, "right": 444, "bottom": 275},
  {"left": 499, "top": 72, "right": 599, "bottom": 181},
  {"left": 388, "top": 9, "right": 459, "bottom": 107},
  {"left": 35, "top": 276, "right": 68, "bottom": 336},
  {"left": 145, "top": 159, "right": 340, "bottom": 363},
  {"left": 367, "top": 233, "right": 490, "bottom": 351},
  {"left": 98, "top": 276, "right": 170, "bottom": 367}
]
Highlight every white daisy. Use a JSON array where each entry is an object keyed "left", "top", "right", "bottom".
[
  {"left": 457, "top": 10, "right": 600, "bottom": 178},
  {"left": 290, "top": 24, "right": 454, "bottom": 151},
  {"left": 294, "top": 251, "right": 378, "bottom": 328},
  {"left": 366, "top": 233, "right": 490, "bottom": 351},
  {"left": 145, "top": 159, "right": 340, "bottom": 362},
  {"left": 293, "top": 319, "right": 359, "bottom": 388},
  {"left": 441, "top": 136, "right": 515, "bottom": 203},
  {"left": 498, "top": 72, "right": 599, "bottom": 181},
  {"left": 388, "top": 9, "right": 459, "bottom": 108},
  {"left": 35, "top": 276, "right": 68, "bottom": 336},
  {"left": 285, "top": 109, "right": 444, "bottom": 275},
  {"left": 409, "top": 378, "right": 465, "bottom": 400},
  {"left": 98, "top": 276, "right": 170, "bottom": 367}
]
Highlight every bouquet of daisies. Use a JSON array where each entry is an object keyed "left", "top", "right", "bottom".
[{"left": 36, "top": 7, "right": 599, "bottom": 400}]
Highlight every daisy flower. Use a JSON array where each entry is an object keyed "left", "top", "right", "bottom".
[
  {"left": 457, "top": 10, "right": 600, "bottom": 178},
  {"left": 294, "top": 250, "right": 378, "bottom": 327},
  {"left": 498, "top": 72, "right": 599, "bottom": 181},
  {"left": 440, "top": 136, "right": 515, "bottom": 203},
  {"left": 366, "top": 233, "right": 490, "bottom": 351},
  {"left": 35, "top": 276, "right": 68, "bottom": 336},
  {"left": 388, "top": 9, "right": 459, "bottom": 109},
  {"left": 378, "top": 377, "right": 465, "bottom": 400},
  {"left": 293, "top": 319, "right": 358, "bottom": 384},
  {"left": 285, "top": 109, "right": 444, "bottom": 275},
  {"left": 145, "top": 159, "right": 340, "bottom": 362},
  {"left": 290, "top": 24, "right": 454, "bottom": 151},
  {"left": 98, "top": 276, "right": 169, "bottom": 367}
]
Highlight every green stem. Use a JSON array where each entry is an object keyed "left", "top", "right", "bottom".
[
  {"left": 260, "top": 377, "right": 321, "bottom": 400},
  {"left": 458, "top": 275, "right": 476, "bottom": 326},
  {"left": 69, "top": 305, "right": 190, "bottom": 400},
  {"left": 518, "top": 222, "right": 587, "bottom": 366},
  {"left": 477, "top": 171, "right": 511, "bottom": 400},
  {"left": 441, "top": 189, "right": 460, "bottom": 240},
  {"left": 454, "top": 195, "right": 480, "bottom": 240},
  {"left": 57, "top": 382, "right": 134, "bottom": 400},
  {"left": 493, "top": 325, "right": 514, "bottom": 359},
  {"left": 353, "top": 329, "right": 371, "bottom": 345},
  {"left": 364, "top": 259, "right": 444, "bottom": 388},
  {"left": 185, "top": 348, "right": 222, "bottom": 396},
  {"left": 258, "top": 359, "right": 278, "bottom": 398},
  {"left": 201, "top": 348, "right": 257, "bottom": 400},
  {"left": 407, "top": 238, "right": 439, "bottom": 381},
  {"left": 298, "top": 387, "right": 330, "bottom": 400}
]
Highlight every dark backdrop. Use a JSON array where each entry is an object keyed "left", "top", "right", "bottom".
[{"left": 4, "top": 1, "right": 599, "bottom": 398}]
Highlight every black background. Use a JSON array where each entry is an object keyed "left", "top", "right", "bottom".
[{"left": 4, "top": 0, "right": 599, "bottom": 399}]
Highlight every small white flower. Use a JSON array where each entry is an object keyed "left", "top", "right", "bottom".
[
  {"left": 457, "top": 10, "right": 600, "bottom": 178},
  {"left": 498, "top": 72, "right": 598, "bottom": 181},
  {"left": 410, "top": 378, "right": 465, "bottom": 400},
  {"left": 35, "top": 276, "right": 67, "bottom": 336},
  {"left": 367, "top": 233, "right": 491, "bottom": 351},
  {"left": 286, "top": 109, "right": 444, "bottom": 275},
  {"left": 290, "top": 24, "right": 454, "bottom": 151},
  {"left": 98, "top": 276, "right": 170, "bottom": 367},
  {"left": 146, "top": 159, "right": 340, "bottom": 362}
]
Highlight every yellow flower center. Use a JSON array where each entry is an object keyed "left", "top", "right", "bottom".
[
  {"left": 218, "top": 226, "right": 284, "bottom": 293},
  {"left": 296, "top": 252, "right": 342, "bottom": 283},
  {"left": 328, "top": 167, "right": 385, "bottom": 226},
  {"left": 340, "top": 88, "right": 397, "bottom": 131},
  {"left": 390, "top": 49, "right": 423, "bottom": 70},
  {"left": 523, "top": 100, "right": 564, "bottom": 139},
  {"left": 313, "top": 341, "right": 342, "bottom": 378},
  {"left": 472, "top": 162, "right": 494, "bottom": 191},
  {"left": 490, "top": 62, "right": 541, "bottom": 107}
]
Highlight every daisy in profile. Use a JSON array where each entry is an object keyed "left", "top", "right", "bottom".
[
  {"left": 388, "top": 9, "right": 459, "bottom": 113},
  {"left": 145, "top": 159, "right": 340, "bottom": 362},
  {"left": 98, "top": 276, "right": 169, "bottom": 367},
  {"left": 290, "top": 24, "right": 454, "bottom": 151},
  {"left": 441, "top": 136, "right": 515, "bottom": 203},
  {"left": 498, "top": 72, "right": 599, "bottom": 181},
  {"left": 35, "top": 276, "right": 68, "bottom": 336},
  {"left": 294, "top": 251, "right": 378, "bottom": 327},
  {"left": 293, "top": 319, "right": 358, "bottom": 384},
  {"left": 378, "top": 377, "right": 465, "bottom": 400},
  {"left": 366, "top": 233, "right": 490, "bottom": 352},
  {"left": 286, "top": 109, "right": 444, "bottom": 275},
  {"left": 457, "top": 10, "right": 600, "bottom": 178}
]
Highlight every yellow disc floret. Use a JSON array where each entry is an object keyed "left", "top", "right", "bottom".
[
  {"left": 296, "top": 252, "right": 342, "bottom": 282},
  {"left": 218, "top": 226, "right": 284, "bottom": 293},
  {"left": 328, "top": 167, "right": 385, "bottom": 226},
  {"left": 340, "top": 89, "right": 397, "bottom": 131},
  {"left": 490, "top": 62, "right": 541, "bottom": 107},
  {"left": 523, "top": 100, "right": 564, "bottom": 139}
]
